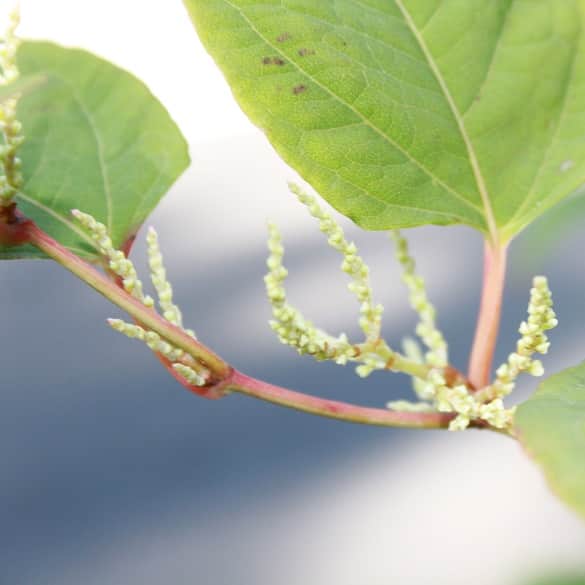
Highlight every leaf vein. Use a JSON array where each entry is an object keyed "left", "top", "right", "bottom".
[
  {"left": 18, "top": 190, "right": 98, "bottom": 252},
  {"left": 224, "top": 0, "right": 484, "bottom": 219},
  {"left": 393, "top": 0, "right": 498, "bottom": 242}
]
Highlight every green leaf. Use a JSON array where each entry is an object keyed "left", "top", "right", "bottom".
[
  {"left": 515, "top": 361, "right": 585, "bottom": 520},
  {"left": 516, "top": 183, "right": 585, "bottom": 268},
  {"left": 185, "top": 0, "right": 585, "bottom": 242},
  {"left": 0, "top": 41, "right": 189, "bottom": 261}
]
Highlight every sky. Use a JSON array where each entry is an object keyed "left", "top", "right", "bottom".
[{"left": 2, "top": 1, "right": 585, "bottom": 584}]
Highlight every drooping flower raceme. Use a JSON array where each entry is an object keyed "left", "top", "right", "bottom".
[{"left": 0, "top": 6, "right": 24, "bottom": 207}]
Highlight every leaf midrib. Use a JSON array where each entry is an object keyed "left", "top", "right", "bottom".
[
  {"left": 61, "top": 76, "right": 114, "bottom": 234},
  {"left": 18, "top": 189, "right": 98, "bottom": 251},
  {"left": 22, "top": 57, "right": 115, "bottom": 236},
  {"left": 223, "top": 0, "right": 485, "bottom": 222},
  {"left": 393, "top": 0, "right": 499, "bottom": 244}
]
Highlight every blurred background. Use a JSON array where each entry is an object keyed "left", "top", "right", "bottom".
[{"left": 1, "top": 1, "right": 585, "bottom": 583}]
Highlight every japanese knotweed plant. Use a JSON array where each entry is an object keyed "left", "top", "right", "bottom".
[{"left": 1, "top": 2, "right": 585, "bottom": 521}]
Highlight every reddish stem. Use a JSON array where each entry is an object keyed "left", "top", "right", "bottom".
[
  {"left": 0, "top": 203, "right": 32, "bottom": 246},
  {"left": 468, "top": 240, "right": 508, "bottom": 390},
  {"left": 226, "top": 370, "right": 455, "bottom": 429}
]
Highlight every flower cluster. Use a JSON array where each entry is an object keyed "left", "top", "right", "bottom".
[
  {"left": 423, "top": 371, "right": 514, "bottom": 431},
  {"left": 391, "top": 230, "right": 448, "bottom": 368},
  {"left": 387, "top": 362, "right": 517, "bottom": 432},
  {"left": 0, "top": 6, "right": 23, "bottom": 206},
  {"left": 72, "top": 210, "right": 154, "bottom": 306},
  {"left": 289, "top": 183, "right": 383, "bottom": 340},
  {"left": 72, "top": 187, "right": 557, "bottom": 435},
  {"left": 266, "top": 186, "right": 558, "bottom": 433},
  {"left": 265, "top": 184, "right": 429, "bottom": 381},
  {"left": 388, "top": 235, "right": 558, "bottom": 431},
  {"left": 478, "top": 276, "right": 557, "bottom": 403},
  {"left": 385, "top": 270, "right": 556, "bottom": 430},
  {"left": 72, "top": 211, "right": 207, "bottom": 387},
  {"left": 265, "top": 220, "right": 357, "bottom": 364},
  {"left": 385, "top": 230, "right": 497, "bottom": 430},
  {"left": 146, "top": 226, "right": 196, "bottom": 338}
]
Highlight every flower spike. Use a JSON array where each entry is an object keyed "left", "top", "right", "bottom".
[
  {"left": 264, "top": 221, "right": 356, "bottom": 364},
  {"left": 72, "top": 209, "right": 154, "bottom": 308},
  {"left": 73, "top": 210, "right": 210, "bottom": 389},
  {"left": 172, "top": 363, "right": 206, "bottom": 387},
  {"left": 146, "top": 227, "right": 193, "bottom": 334},
  {"left": 0, "top": 5, "right": 24, "bottom": 206},
  {"left": 391, "top": 230, "right": 447, "bottom": 368},
  {"left": 289, "top": 182, "right": 383, "bottom": 341},
  {"left": 108, "top": 318, "right": 210, "bottom": 385},
  {"left": 265, "top": 198, "right": 432, "bottom": 382},
  {"left": 480, "top": 276, "right": 558, "bottom": 402},
  {"left": 108, "top": 319, "right": 184, "bottom": 362}
]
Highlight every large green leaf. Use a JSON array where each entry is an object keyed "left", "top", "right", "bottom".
[
  {"left": 185, "top": 0, "right": 585, "bottom": 242},
  {"left": 516, "top": 183, "right": 585, "bottom": 267},
  {"left": 515, "top": 361, "right": 585, "bottom": 520},
  {"left": 0, "top": 41, "right": 189, "bottom": 260}
]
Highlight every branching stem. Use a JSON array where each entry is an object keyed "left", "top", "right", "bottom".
[
  {"left": 468, "top": 240, "right": 508, "bottom": 390},
  {"left": 226, "top": 370, "right": 454, "bottom": 429},
  {"left": 10, "top": 217, "right": 503, "bottom": 433},
  {"left": 25, "top": 221, "right": 231, "bottom": 383}
]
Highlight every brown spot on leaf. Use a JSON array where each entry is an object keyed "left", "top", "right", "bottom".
[
  {"left": 292, "top": 84, "right": 307, "bottom": 95},
  {"left": 276, "top": 32, "right": 291, "bottom": 42},
  {"left": 298, "top": 48, "right": 316, "bottom": 57},
  {"left": 262, "top": 56, "right": 286, "bottom": 66}
]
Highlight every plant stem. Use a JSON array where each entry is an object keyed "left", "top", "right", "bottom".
[
  {"left": 227, "top": 370, "right": 454, "bottom": 429},
  {"left": 356, "top": 339, "right": 432, "bottom": 380},
  {"left": 26, "top": 221, "right": 231, "bottom": 381},
  {"left": 468, "top": 240, "right": 508, "bottom": 390}
]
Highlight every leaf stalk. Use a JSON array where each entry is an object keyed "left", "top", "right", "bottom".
[{"left": 468, "top": 240, "right": 508, "bottom": 389}]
